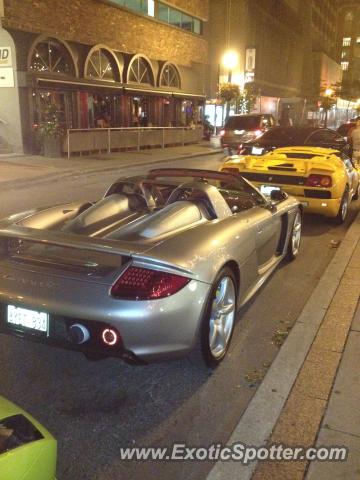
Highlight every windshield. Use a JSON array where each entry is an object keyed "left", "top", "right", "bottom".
[{"left": 225, "top": 116, "right": 261, "bottom": 131}]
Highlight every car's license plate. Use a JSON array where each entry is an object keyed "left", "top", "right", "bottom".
[
  {"left": 260, "top": 185, "right": 280, "bottom": 196},
  {"left": 7, "top": 305, "right": 48, "bottom": 333},
  {"left": 252, "top": 146, "right": 263, "bottom": 155}
]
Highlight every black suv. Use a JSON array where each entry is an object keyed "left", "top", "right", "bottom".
[{"left": 220, "top": 114, "right": 275, "bottom": 151}]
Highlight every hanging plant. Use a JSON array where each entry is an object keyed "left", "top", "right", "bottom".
[{"left": 218, "top": 83, "right": 240, "bottom": 104}]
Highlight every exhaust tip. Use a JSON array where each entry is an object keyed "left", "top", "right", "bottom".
[{"left": 68, "top": 324, "right": 90, "bottom": 345}]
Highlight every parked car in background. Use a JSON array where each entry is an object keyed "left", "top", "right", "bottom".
[
  {"left": 0, "top": 396, "right": 57, "bottom": 480},
  {"left": 239, "top": 126, "right": 352, "bottom": 157},
  {"left": 337, "top": 122, "right": 355, "bottom": 140},
  {"left": 221, "top": 146, "right": 359, "bottom": 223},
  {"left": 220, "top": 113, "right": 275, "bottom": 152}
]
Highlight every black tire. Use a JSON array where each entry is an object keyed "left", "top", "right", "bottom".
[
  {"left": 189, "top": 267, "right": 237, "bottom": 368},
  {"left": 353, "top": 182, "right": 360, "bottom": 201},
  {"left": 287, "top": 209, "right": 302, "bottom": 261},
  {"left": 335, "top": 188, "right": 349, "bottom": 224}
]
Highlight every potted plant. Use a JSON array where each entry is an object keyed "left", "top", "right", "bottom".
[{"left": 38, "top": 104, "right": 65, "bottom": 157}]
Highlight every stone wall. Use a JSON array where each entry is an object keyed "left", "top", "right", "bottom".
[{"left": 2, "top": 0, "right": 208, "bottom": 66}]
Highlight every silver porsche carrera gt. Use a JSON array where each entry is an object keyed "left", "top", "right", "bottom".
[{"left": 0, "top": 169, "right": 302, "bottom": 367}]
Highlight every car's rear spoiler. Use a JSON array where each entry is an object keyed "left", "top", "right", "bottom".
[
  {"left": 0, "top": 225, "right": 195, "bottom": 278},
  {"left": 148, "top": 167, "right": 241, "bottom": 184},
  {"left": 0, "top": 225, "right": 143, "bottom": 256}
]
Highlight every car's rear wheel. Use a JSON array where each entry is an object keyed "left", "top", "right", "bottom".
[
  {"left": 287, "top": 210, "right": 302, "bottom": 260},
  {"left": 335, "top": 188, "right": 349, "bottom": 224},
  {"left": 189, "top": 267, "right": 237, "bottom": 368}
]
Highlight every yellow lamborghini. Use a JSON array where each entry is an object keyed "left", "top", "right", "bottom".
[{"left": 220, "top": 146, "right": 360, "bottom": 223}]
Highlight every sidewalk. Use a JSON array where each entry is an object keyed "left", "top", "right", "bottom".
[
  {"left": 0, "top": 142, "right": 222, "bottom": 189},
  {"left": 207, "top": 211, "right": 360, "bottom": 480}
]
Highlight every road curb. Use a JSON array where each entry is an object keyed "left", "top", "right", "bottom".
[
  {"left": 0, "top": 148, "right": 223, "bottom": 191},
  {"left": 207, "top": 211, "right": 360, "bottom": 480}
]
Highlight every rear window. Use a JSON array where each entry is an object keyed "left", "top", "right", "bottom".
[
  {"left": 337, "top": 124, "right": 353, "bottom": 136},
  {"left": 260, "top": 128, "right": 308, "bottom": 143},
  {"left": 224, "top": 116, "right": 261, "bottom": 130}
]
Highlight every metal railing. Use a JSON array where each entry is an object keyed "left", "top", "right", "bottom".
[{"left": 65, "top": 126, "right": 203, "bottom": 158}]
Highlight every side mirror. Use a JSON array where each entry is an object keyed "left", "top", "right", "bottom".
[{"left": 270, "top": 189, "right": 288, "bottom": 202}]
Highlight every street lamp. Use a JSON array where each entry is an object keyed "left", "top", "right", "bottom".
[
  {"left": 323, "top": 88, "right": 334, "bottom": 128},
  {"left": 222, "top": 50, "right": 238, "bottom": 83},
  {"left": 222, "top": 50, "right": 239, "bottom": 120}
]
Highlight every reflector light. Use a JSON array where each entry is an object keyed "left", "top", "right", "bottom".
[
  {"left": 306, "top": 174, "right": 332, "bottom": 188},
  {"left": 111, "top": 266, "right": 190, "bottom": 300},
  {"left": 102, "top": 328, "right": 118, "bottom": 346}
]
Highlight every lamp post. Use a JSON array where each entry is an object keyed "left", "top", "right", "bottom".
[
  {"left": 323, "top": 88, "right": 333, "bottom": 128},
  {"left": 222, "top": 50, "right": 239, "bottom": 118}
]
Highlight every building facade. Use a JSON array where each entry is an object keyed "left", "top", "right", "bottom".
[
  {"left": 206, "top": 0, "right": 341, "bottom": 127},
  {"left": 337, "top": 0, "right": 360, "bottom": 99},
  {"left": 0, "top": 0, "right": 209, "bottom": 153}
]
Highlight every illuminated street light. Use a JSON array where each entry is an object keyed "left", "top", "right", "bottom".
[
  {"left": 325, "top": 88, "right": 333, "bottom": 96},
  {"left": 222, "top": 50, "right": 239, "bottom": 72},
  {"left": 222, "top": 50, "right": 239, "bottom": 119}
]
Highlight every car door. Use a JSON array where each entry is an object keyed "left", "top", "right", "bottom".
[
  {"left": 238, "top": 183, "right": 282, "bottom": 271},
  {"left": 340, "top": 152, "right": 358, "bottom": 197}
]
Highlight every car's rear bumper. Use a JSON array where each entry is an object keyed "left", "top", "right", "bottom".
[
  {"left": 248, "top": 180, "right": 341, "bottom": 216},
  {"left": 0, "top": 265, "right": 210, "bottom": 363}
]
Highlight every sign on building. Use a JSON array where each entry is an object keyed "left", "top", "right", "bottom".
[
  {"left": 245, "top": 47, "right": 256, "bottom": 83},
  {"left": 0, "top": 47, "right": 12, "bottom": 67},
  {"left": 0, "top": 46, "right": 14, "bottom": 87}
]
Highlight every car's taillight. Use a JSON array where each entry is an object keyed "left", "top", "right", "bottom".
[
  {"left": 306, "top": 174, "right": 332, "bottom": 188},
  {"left": 220, "top": 129, "right": 225, "bottom": 136},
  {"left": 111, "top": 266, "right": 190, "bottom": 300}
]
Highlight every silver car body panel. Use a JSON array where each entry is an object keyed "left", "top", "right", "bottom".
[{"left": 0, "top": 169, "right": 301, "bottom": 362}]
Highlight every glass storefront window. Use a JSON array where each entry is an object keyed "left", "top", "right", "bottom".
[
  {"left": 29, "top": 38, "right": 75, "bottom": 76},
  {"left": 86, "top": 48, "right": 117, "bottom": 82},
  {"left": 128, "top": 57, "right": 152, "bottom": 84},
  {"left": 160, "top": 64, "right": 180, "bottom": 88}
]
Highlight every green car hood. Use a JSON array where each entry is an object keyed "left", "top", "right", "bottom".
[{"left": 0, "top": 396, "right": 57, "bottom": 480}]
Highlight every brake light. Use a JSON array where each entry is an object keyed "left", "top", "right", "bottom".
[
  {"left": 111, "top": 266, "right": 190, "bottom": 300},
  {"left": 220, "top": 129, "right": 225, "bottom": 136},
  {"left": 306, "top": 174, "right": 332, "bottom": 188}
]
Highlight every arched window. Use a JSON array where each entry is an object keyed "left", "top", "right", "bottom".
[
  {"left": 85, "top": 47, "right": 118, "bottom": 82},
  {"left": 29, "top": 38, "right": 75, "bottom": 75},
  {"left": 160, "top": 63, "right": 180, "bottom": 88},
  {"left": 128, "top": 57, "right": 153, "bottom": 84}
]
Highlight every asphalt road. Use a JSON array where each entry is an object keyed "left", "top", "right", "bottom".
[{"left": 0, "top": 152, "right": 358, "bottom": 480}]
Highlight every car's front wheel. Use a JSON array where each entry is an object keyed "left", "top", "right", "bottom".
[{"left": 190, "top": 267, "right": 237, "bottom": 368}]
